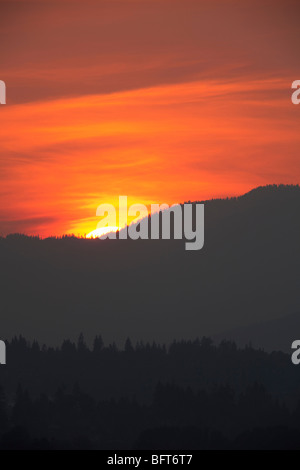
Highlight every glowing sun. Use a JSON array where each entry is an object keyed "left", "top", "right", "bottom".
[{"left": 86, "top": 226, "right": 119, "bottom": 239}]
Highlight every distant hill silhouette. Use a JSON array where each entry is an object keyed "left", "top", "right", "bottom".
[
  {"left": 0, "top": 184, "right": 299, "bottom": 349},
  {"left": 215, "top": 311, "right": 300, "bottom": 352}
]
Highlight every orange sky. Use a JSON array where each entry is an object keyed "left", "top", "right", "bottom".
[{"left": 0, "top": 0, "right": 299, "bottom": 237}]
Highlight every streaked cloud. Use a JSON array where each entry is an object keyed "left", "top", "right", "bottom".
[{"left": 0, "top": 0, "right": 299, "bottom": 236}]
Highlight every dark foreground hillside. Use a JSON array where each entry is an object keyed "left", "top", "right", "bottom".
[
  {"left": 0, "top": 336, "right": 300, "bottom": 449},
  {"left": 0, "top": 184, "right": 300, "bottom": 349}
]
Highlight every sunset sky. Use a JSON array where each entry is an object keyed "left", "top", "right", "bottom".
[{"left": 0, "top": 0, "right": 299, "bottom": 237}]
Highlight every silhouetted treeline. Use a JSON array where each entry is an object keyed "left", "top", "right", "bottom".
[
  {"left": 0, "top": 335, "right": 299, "bottom": 405},
  {"left": 1, "top": 376, "right": 300, "bottom": 449},
  {"left": 1, "top": 336, "right": 300, "bottom": 448}
]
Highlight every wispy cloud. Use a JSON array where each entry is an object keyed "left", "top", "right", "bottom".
[{"left": 0, "top": 0, "right": 299, "bottom": 236}]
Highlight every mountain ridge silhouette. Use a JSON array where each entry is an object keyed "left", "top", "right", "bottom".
[{"left": 0, "top": 183, "right": 299, "bottom": 349}]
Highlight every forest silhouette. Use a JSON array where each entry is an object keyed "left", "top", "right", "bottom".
[
  {"left": 0, "top": 336, "right": 300, "bottom": 449},
  {"left": 1, "top": 184, "right": 300, "bottom": 449}
]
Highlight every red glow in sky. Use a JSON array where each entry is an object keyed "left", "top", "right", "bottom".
[{"left": 0, "top": 0, "right": 299, "bottom": 237}]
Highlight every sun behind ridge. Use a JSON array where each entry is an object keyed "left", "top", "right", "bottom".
[{"left": 86, "top": 226, "right": 119, "bottom": 239}]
